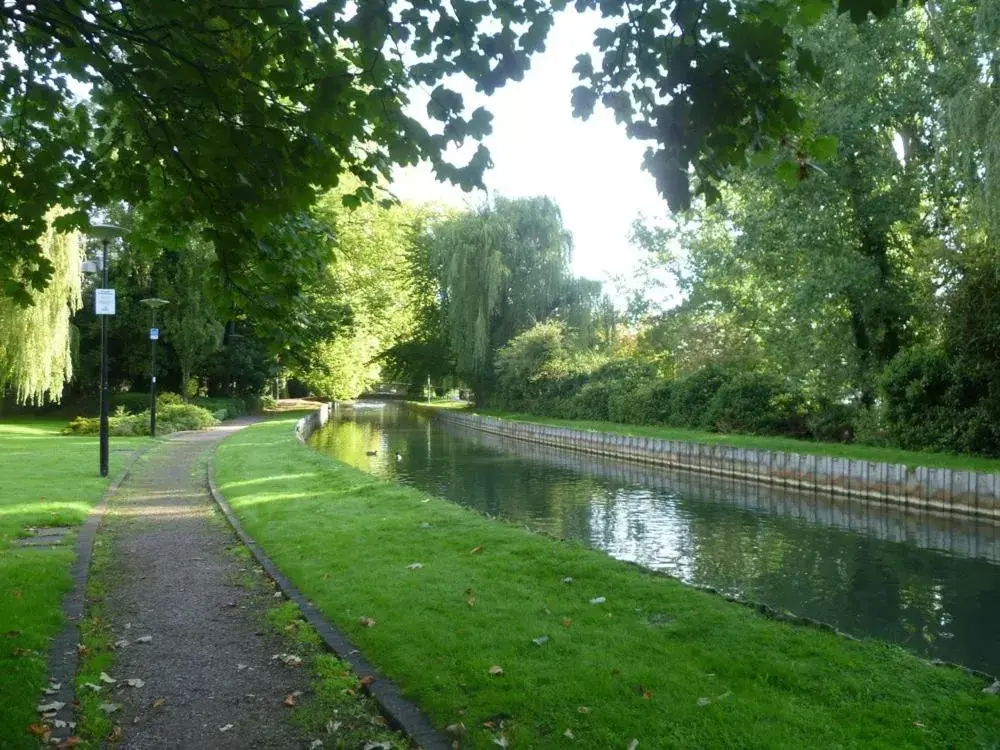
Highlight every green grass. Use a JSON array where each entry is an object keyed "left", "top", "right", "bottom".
[
  {"left": 213, "top": 417, "right": 1000, "bottom": 749},
  {"left": 0, "top": 419, "right": 153, "bottom": 748},
  {"left": 469, "top": 410, "right": 1000, "bottom": 473}
]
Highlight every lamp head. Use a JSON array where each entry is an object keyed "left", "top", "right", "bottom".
[
  {"left": 87, "top": 223, "right": 124, "bottom": 241},
  {"left": 140, "top": 297, "right": 171, "bottom": 309}
]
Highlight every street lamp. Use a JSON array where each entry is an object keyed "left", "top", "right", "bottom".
[
  {"left": 85, "top": 223, "right": 124, "bottom": 478},
  {"left": 140, "top": 297, "right": 170, "bottom": 436}
]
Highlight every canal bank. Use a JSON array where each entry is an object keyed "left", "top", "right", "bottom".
[
  {"left": 430, "top": 409, "right": 1000, "bottom": 521},
  {"left": 212, "top": 412, "right": 1000, "bottom": 749}
]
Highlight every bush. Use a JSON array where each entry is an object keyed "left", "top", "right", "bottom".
[
  {"left": 669, "top": 366, "right": 732, "bottom": 428},
  {"left": 157, "top": 391, "right": 185, "bottom": 406},
  {"left": 807, "top": 402, "right": 857, "bottom": 443},
  {"left": 190, "top": 396, "right": 248, "bottom": 420},
  {"left": 61, "top": 403, "right": 219, "bottom": 436},
  {"left": 702, "top": 372, "right": 806, "bottom": 435}
]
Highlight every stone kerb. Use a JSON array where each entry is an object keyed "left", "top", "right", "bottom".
[{"left": 429, "top": 409, "right": 1000, "bottom": 522}]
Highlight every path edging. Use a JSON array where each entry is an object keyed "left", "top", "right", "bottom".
[
  {"left": 45, "top": 442, "right": 157, "bottom": 734},
  {"left": 207, "top": 423, "right": 449, "bottom": 750}
]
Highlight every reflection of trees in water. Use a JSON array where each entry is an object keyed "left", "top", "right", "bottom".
[{"left": 313, "top": 408, "right": 1000, "bottom": 675}]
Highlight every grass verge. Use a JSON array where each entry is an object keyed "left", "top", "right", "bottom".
[
  {"left": 213, "top": 417, "right": 1000, "bottom": 749},
  {"left": 469, "top": 410, "right": 1000, "bottom": 473},
  {"left": 0, "top": 419, "right": 152, "bottom": 748}
]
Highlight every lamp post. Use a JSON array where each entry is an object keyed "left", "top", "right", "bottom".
[
  {"left": 85, "top": 223, "right": 123, "bottom": 478},
  {"left": 140, "top": 298, "right": 170, "bottom": 436}
]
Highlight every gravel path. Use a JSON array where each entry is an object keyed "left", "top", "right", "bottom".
[{"left": 97, "top": 422, "right": 311, "bottom": 749}]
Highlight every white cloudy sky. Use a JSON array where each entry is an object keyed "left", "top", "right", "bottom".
[{"left": 390, "top": 10, "right": 670, "bottom": 286}]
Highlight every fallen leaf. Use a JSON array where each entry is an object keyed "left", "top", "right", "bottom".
[
  {"left": 467, "top": 596, "right": 477, "bottom": 607},
  {"left": 445, "top": 722, "right": 466, "bottom": 736},
  {"left": 561, "top": 618, "right": 573, "bottom": 629},
  {"left": 363, "top": 743, "right": 391, "bottom": 750},
  {"left": 310, "top": 741, "right": 324, "bottom": 749},
  {"left": 562, "top": 577, "right": 573, "bottom": 584},
  {"left": 237, "top": 664, "right": 248, "bottom": 671},
  {"left": 37, "top": 702, "right": 65, "bottom": 713},
  {"left": 611, "top": 668, "right": 621, "bottom": 677},
  {"left": 407, "top": 562, "right": 423, "bottom": 570},
  {"left": 641, "top": 686, "right": 653, "bottom": 700},
  {"left": 4, "top": 630, "right": 20, "bottom": 638},
  {"left": 273, "top": 591, "right": 283, "bottom": 599},
  {"left": 283, "top": 694, "right": 297, "bottom": 707},
  {"left": 271, "top": 653, "right": 303, "bottom": 667},
  {"left": 151, "top": 698, "right": 166, "bottom": 709},
  {"left": 627, "top": 741, "right": 639, "bottom": 750},
  {"left": 696, "top": 697, "right": 711, "bottom": 707},
  {"left": 577, "top": 706, "right": 590, "bottom": 714},
  {"left": 913, "top": 722, "right": 926, "bottom": 728},
  {"left": 56, "top": 737, "right": 82, "bottom": 749},
  {"left": 52, "top": 720, "right": 68, "bottom": 729},
  {"left": 488, "top": 665, "right": 504, "bottom": 676},
  {"left": 113, "top": 639, "right": 129, "bottom": 649},
  {"left": 563, "top": 728, "right": 575, "bottom": 739},
  {"left": 532, "top": 635, "right": 549, "bottom": 646},
  {"left": 359, "top": 675, "right": 376, "bottom": 687},
  {"left": 99, "top": 703, "right": 120, "bottom": 715},
  {"left": 82, "top": 683, "right": 102, "bottom": 693},
  {"left": 589, "top": 597, "right": 606, "bottom": 605},
  {"left": 219, "top": 724, "right": 234, "bottom": 732},
  {"left": 133, "top": 636, "right": 152, "bottom": 644},
  {"left": 126, "top": 679, "right": 144, "bottom": 688},
  {"left": 470, "top": 545, "right": 483, "bottom": 555},
  {"left": 325, "top": 720, "right": 342, "bottom": 734},
  {"left": 27, "top": 724, "right": 49, "bottom": 738},
  {"left": 13, "top": 589, "right": 22, "bottom": 600},
  {"left": 984, "top": 680, "right": 1000, "bottom": 695},
  {"left": 420, "top": 522, "right": 431, "bottom": 529},
  {"left": 99, "top": 672, "right": 117, "bottom": 685},
  {"left": 493, "top": 736, "right": 509, "bottom": 748},
  {"left": 44, "top": 685, "right": 60, "bottom": 695},
  {"left": 483, "top": 721, "right": 496, "bottom": 730},
  {"left": 358, "top": 617, "right": 376, "bottom": 628},
  {"left": 105, "top": 725, "right": 123, "bottom": 743}
]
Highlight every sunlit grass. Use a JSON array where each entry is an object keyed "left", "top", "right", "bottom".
[
  {"left": 0, "top": 419, "right": 153, "bottom": 746},
  {"left": 214, "top": 417, "right": 1000, "bottom": 749}
]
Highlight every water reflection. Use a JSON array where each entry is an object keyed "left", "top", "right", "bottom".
[{"left": 309, "top": 403, "right": 1000, "bottom": 675}]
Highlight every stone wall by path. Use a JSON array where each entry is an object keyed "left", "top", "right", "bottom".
[
  {"left": 295, "top": 402, "right": 331, "bottom": 443},
  {"left": 433, "top": 411, "right": 1000, "bottom": 522}
]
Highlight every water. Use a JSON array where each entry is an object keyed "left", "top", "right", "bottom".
[{"left": 310, "top": 402, "right": 1000, "bottom": 675}]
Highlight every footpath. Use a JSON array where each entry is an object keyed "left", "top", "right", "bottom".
[{"left": 80, "top": 422, "right": 310, "bottom": 748}]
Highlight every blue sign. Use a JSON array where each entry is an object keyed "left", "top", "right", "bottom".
[{"left": 149, "top": 327, "right": 159, "bottom": 340}]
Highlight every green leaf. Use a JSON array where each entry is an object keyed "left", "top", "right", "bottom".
[{"left": 571, "top": 86, "right": 598, "bottom": 120}]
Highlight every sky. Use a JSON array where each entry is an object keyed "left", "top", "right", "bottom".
[{"left": 390, "top": 10, "right": 671, "bottom": 287}]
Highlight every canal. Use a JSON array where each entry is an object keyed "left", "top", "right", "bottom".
[{"left": 309, "top": 402, "right": 1000, "bottom": 675}]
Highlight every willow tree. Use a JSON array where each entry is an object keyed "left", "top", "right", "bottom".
[
  {"left": 0, "top": 220, "right": 82, "bottom": 404},
  {"left": 429, "top": 196, "right": 574, "bottom": 404}
]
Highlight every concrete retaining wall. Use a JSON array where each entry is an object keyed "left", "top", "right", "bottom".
[
  {"left": 433, "top": 411, "right": 1000, "bottom": 522},
  {"left": 294, "top": 402, "right": 331, "bottom": 443}
]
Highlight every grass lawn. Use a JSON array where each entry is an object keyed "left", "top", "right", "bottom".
[
  {"left": 467, "top": 410, "right": 1000, "bottom": 474},
  {"left": 213, "top": 416, "right": 1000, "bottom": 749},
  {"left": 0, "top": 419, "right": 152, "bottom": 747}
]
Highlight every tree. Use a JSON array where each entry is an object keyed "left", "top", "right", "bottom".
[
  {"left": 428, "top": 196, "right": 576, "bottom": 403},
  {"left": 0, "top": 217, "right": 82, "bottom": 404},
  {"left": 157, "top": 239, "right": 223, "bottom": 399},
  {"left": 1, "top": 0, "right": 912, "bottom": 306}
]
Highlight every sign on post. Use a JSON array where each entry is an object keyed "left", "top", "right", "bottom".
[
  {"left": 149, "top": 328, "right": 159, "bottom": 340},
  {"left": 95, "top": 288, "right": 116, "bottom": 315}
]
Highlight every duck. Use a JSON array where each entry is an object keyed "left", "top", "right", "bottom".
[{"left": 366, "top": 450, "right": 377, "bottom": 456}]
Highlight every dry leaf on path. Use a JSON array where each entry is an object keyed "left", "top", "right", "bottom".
[
  {"left": 283, "top": 694, "right": 297, "bottom": 707},
  {"left": 359, "top": 675, "right": 376, "bottom": 687},
  {"left": 445, "top": 722, "right": 466, "bottom": 736},
  {"left": 106, "top": 725, "right": 123, "bottom": 743},
  {"left": 531, "top": 636, "right": 549, "bottom": 646},
  {"left": 561, "top": 618, "right": 573, "bottom": 628},
  {"left": 98, "top": 704, "right": 120, "bottom": 715},
  {"left": 358, "top": 617, "right": 376, "bottom": 628},
  {"left": 589, "top": 597, "right": 606, "bottom": 605},
  {"left": 470, "top": 545, "right": 483, "bottom": 554},
  {"left": 407, "top": 562, "right": 423, "bottom": 570},
  {"left": 219, "top": 724, "right": 234, "bottom": 732},
  {"left": 488, "top": 665, "right": 504, "bottom": 676},
  {"left": 56, "top": 737, "right": 82, "bottom": 749},
  {"left": 99, "top": 672, "right": 117, "bottom": 685},
  {"left": 563, "top": 729, "right": 575, "bottom": 739},
  {"left": 82, "top": 683, "right": 101, "bottom": 693},
  {"left": 125, "top": 679, "right": 144, "bottom": 688},
  {"left": 27, "top": 724, "right": 49, "bottom": 738},
  {"left": 151, "top": 698, "right": 166, "bottom": 709},
  {"left": 133, "top": 636, "right": 152, "bottom": 644},
  {"left": 577, "top": 706, "right": 590, "bottom": 713},
  {"left": 562, "top": 577, "right": 573, "bottom": 584},
  {"left": 37, "top": 702, "right": 65, "bottom": 713}
]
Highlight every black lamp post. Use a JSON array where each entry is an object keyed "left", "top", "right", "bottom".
[
  {"left": 85, "top": 223, "right": 123, "bottom": 477},
  {"left": 140, "top": 298, "right": 169, "bottom": 436}
]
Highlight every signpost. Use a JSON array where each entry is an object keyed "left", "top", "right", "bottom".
[
  {"left": 95, "top": 288, "right": 116, "bottom": 315},
  {"left": 149, "top": 327, "right": 159, "bottom": 340},
  {"left": 141, "top": 299, "right": 170, "bottom": 436}
]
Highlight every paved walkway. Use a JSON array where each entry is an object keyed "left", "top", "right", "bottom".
[{"left": 96, "top": 423, "right": 310, "bottom": 748}]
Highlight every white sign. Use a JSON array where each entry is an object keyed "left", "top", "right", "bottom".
[
  {"left": 95, "top": 288, "right": 116, "bottom": 315},
  {"left": 150, "top": 327, "right": 159, "bottom": 340}
]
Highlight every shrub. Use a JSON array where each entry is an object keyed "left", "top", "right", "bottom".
[
  {"left": 61, "top": 403, "right": 219, "bottom": 436},
  {"left": 191, "top": 396, "right": 248, "bottom": 420},
  {"left": 157, "top": 391, "right": 185, "bottom": 407},
  {"left": 669, "top": 366, "right": 732, "bottom": 428},
  {"left": 807, "top": 402, "right": 857, "bottom": 443}
]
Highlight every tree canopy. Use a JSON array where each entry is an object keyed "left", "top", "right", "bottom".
[{"left": 3, "top": 0, "right": 906, "bottom": 307}]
